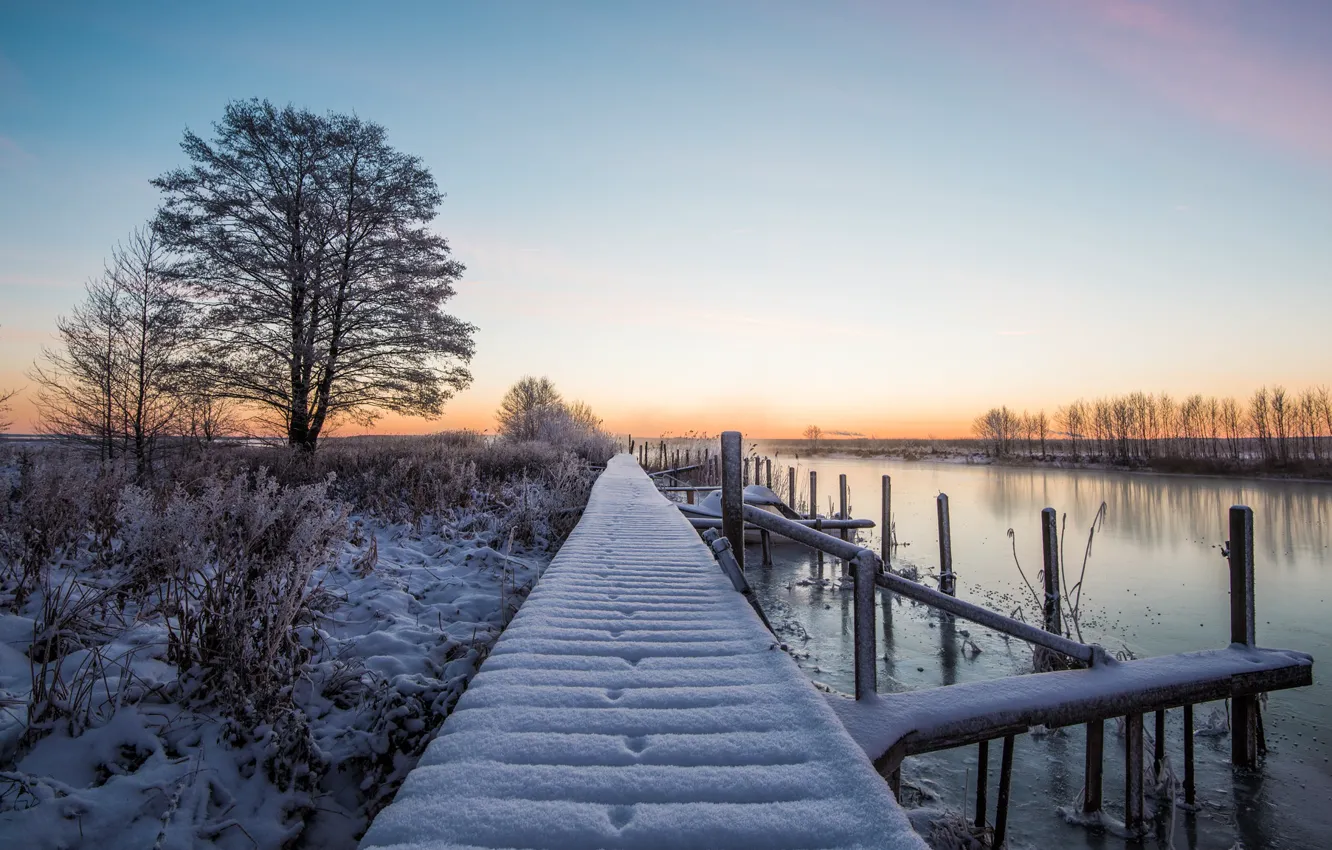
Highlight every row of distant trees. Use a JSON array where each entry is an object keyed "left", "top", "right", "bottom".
[
  {"left": 973, "top": 387, "right": 1332, "bottom": 465},
  {"left": 10, "top": 99, "right": 476, "bottom": 474}
]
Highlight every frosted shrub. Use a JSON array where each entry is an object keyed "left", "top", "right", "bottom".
[
  {"left": 0, "top": 453, "right": 124, "bottom": 604},
  {"left": 120, "top": 470, "right": 349, "bottom": 717}
]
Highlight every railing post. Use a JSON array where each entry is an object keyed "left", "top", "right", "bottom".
[
  {"left": 810, "top": 470, "right": 823, "bottom": 568},
  {"left": 1125, "top": 712, "right": 1144, "bottom": 834},
  {"left": 852, "top": 551, "right": 879, "bottom": 700},
  {"left": 1154, "top": 709, "right": 1166, "bottom": 777},
  {"left": 721, "top": 432, "right": 745, "bottom": 573},
  {"left": 1229, "top": 504, "right": 1259, "bottom": 767},
  {"left": 880, "top": 475, "right": 892, "bottom": 570},
  {"left": 937, "top": 493, "right": 955, "bottom": 596},
  {"left": 1083, "top": 719, "right": 1103, "bottom": 814},
  {"left": 839, "top": 473, "right": 849, "bottom": 543},
  {"left": 974, "top": 740, "right": 989, "bottom": 830},
  {"left": 994, "top": 735, "right": 1015, "bottom": 848},
  {"left": 1183, "top": 704, "right": 1196, "bottom": 805},
  {"left": 1041, "top": 507, "right": 1061, "bottom": 635}
]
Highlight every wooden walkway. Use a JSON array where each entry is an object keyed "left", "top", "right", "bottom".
[{"left": 360, "top": 455, "right": 925, "bottom": 850}]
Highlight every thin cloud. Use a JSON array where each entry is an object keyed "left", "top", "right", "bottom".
[
  {"left": 997, "top": 330, "right": 1037, "bottom": 336},
  {"left": 0, "top": 136, "right": 35, "bottom": 168},
  {"left": 1055, "top": 0, "right": 1332, "bottom": 166}
]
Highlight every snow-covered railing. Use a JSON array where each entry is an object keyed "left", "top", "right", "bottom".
[{"left": 714, "top": 430, "right": 1315, "bottom": 841}]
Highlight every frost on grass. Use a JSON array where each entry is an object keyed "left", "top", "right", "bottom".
[{"left": 0, "top": 434, "right": 605, "bottom": 849}]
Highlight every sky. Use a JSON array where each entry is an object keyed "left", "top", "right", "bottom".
[{"left": 2, "top": 0, "right": 1331, "bottom": 439}]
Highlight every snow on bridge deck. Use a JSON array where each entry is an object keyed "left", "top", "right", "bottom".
[{"left": 360, "top": 454, "right": 925, "bottom": 850}]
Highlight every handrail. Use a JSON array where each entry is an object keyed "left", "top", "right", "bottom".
[{"left": 740, "top": 503, "right": 1100, "bottom": 666}]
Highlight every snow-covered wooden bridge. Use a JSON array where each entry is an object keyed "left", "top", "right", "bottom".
[{"left": 360, "top": 454, "right": 926, "bottom": 850}]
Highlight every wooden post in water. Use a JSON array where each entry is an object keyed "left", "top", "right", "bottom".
[
  {"left": 1230, "top": 504, "right": 1259, "bottom": 767},
  {"left": 881, "top": 475, "right": 892, "bottom": 570},
  {"left": 721, "top": 432, "right": 745, "bottom": 573},
  {"left": 1183, "top": 705, "right": 1196, "bottom": 805},
  {"left": 838, "top": 473, "right": 849, "bottom": 543},
  {"left": 765, "top": 457, "right": 773, "bottom": 489},
  {"left": 760, "top": 530, "right": 773, "bottom": 566},
  {"left": 994, "top": 735, "right": 1015, "bottom": 848},
  {"left": 743, "top": 457, "right": 750, "bottom": 486},
  {"left": 809, "top": 470, "right": 823, "bottom": 568},
  {"left": 852, "top": 552, "right": 878, "bottom": 700},
  {"left": 788, "top": 466, "right": 797, "bottom": 513},
  {"left": 937, "top": 493, "right": 955, "bottom": 596},
  {"left": 1125, "top": 713, "right": 1144, "bottom": 834},
  {"left": 1083, "top": 719, "right": 1103, "bottom": 814},
  {"left": 1041, "top": 507, "right": 1061, "bottom": 635},
  {"left": 975, "top": 740, "right": 989, "bottom": 830}
]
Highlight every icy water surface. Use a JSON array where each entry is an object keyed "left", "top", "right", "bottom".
[{"left": 738, "top": 456, "right": 1330, "bottom": 849}]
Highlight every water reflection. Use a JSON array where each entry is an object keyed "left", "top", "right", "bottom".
[{"left": 740, "top": 455, "right": 1331, "bottom": 849}]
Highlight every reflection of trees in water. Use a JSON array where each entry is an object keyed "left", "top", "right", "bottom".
[{"left": 980, "top": 468, "right": 1331, "bottom": 567}]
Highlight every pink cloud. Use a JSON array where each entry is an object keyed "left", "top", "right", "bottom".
[
  {"left": 1053, "top": 0, "right": 1332, "bottom": 165},
  {"left": 0, "top": 135, "right": 35, "bottom": 168}
]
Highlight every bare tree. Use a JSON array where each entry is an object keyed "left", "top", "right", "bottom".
[
  {"left": 32, "top": 272, "right": 126, "bottom": 459},
  {"left": 1221, "top": 397, "right": 1244, "bottom": 460},
  {"left": 972, "top": 406, "right": 1019, "bottom": 456},
  {"left": 154, "top": 99, "right": 476, "bottom": 450},
  {"left": 1055, "top": 401, "right": 1086, "bottom": 458},
  {"left": 1250, "top": 387, "right": 1272, "bottom": 461},
  {"left": 31, "top": 230, "right": 189, "bottom": 474},
  {"left": 803, "top": 425, "right": 823, "bottom": 445},
  {"left": 1270, "top": 385, "right": 1290, "bottom": 462},
  {"left": 496, "top": 376, "right": 563, "bottom": 440},
  {"left": 112, "top": 228, "right": 189, "bottom": 476},
  {"left": 1034, "top": 409, "right": 1049, "bottom": 457},
  {"left": 0, "top": 325, "right": 16, "bottom": 432}
]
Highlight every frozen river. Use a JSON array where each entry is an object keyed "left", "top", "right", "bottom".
[{"left": 738, "top": 454, "right": 1330, "bottom": 849}]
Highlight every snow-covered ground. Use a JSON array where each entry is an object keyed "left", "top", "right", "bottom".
[{"left": 0, "top": 514, "right": 550, "bottom": 849}]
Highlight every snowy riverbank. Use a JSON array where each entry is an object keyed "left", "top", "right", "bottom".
[{"left": 0, "top": 434, "right": 606, "bottom": 848}]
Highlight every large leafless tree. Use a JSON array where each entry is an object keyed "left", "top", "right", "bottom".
[{"left": 153, "top": 99, "right": 476, "bottom": 450}]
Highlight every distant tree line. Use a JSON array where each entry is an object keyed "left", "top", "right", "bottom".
[
  {"left": 973, "top": 387, "right": 1332, "bottom": 466},
  {"left": 19, "top": 99, "right": 475, "bottom": 473}
]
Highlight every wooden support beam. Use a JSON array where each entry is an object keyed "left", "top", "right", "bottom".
[
  {"left": 839, "top": 473, "right": 849, "bottom": 543},
  {"left": 974, "top": 740, "right": 989, "bottom": 830},
  {"left": 880, "top": 475, "right": 892, "bottom": 570},
  {"left": 1083, "top": 719, "right": 1103, "bottom": 814},
  {"left": 853, "top": 552, "right": 878, "bottom": 701},
  {"left": 1183, "top": 704, "right": 1196, "bottom": 806},
  {"left": 1125, "top": 713, "right": 1144, "bottom": 835},
  {"left": 1229, "top": 505, "right": 1259, "bottom": 768},
  {"left": 810, "top": 470, "right": 822, "bottom": 569},
  {"left": 760, "top": 529, "right": 773, "bottom": 566},
  {"left": 937, "top": 493, "right": 955, "bottom": 596},
  {"left": 1154, "top": 709, "right": 1166, "bottom": 777},
  {"left": 1041, "top": 507, "right": 1061, "bottom": 635},
  {"left": 721, "top": 432, "right": 744, "bottom": 573},
  {"left": 994, "top": 735, "right": 1015, "bottom": 848}
]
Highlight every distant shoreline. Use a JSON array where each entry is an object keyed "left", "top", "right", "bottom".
[{"left": 756, "top": 445, "right": 1332, "bottom": 484}]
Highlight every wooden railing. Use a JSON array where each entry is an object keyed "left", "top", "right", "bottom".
[{"left": 702, "top": 430, "right": 1313, "bottom": 843}]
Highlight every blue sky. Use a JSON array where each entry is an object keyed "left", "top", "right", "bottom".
[{"left": 3, "top": 1, "right": 1331, "bottom": 436}]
